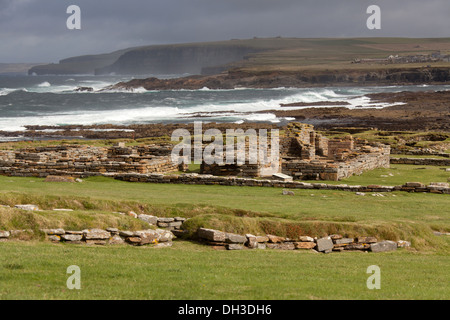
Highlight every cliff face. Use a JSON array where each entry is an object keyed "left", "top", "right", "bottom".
[
  {"left": 28, "top": 48, "right": 134, "bottom": 75},
  {"left": 95, "top": 45, "right": 260, "bottom": 75},
  {"left": 27, "top": 42, "right": 263, "bottom": 76},
  {"left": 27, "top": 38, "right": 450, "bottom": 78}
]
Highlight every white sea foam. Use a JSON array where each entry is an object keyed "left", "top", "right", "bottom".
[
  {"left": 0, "top": 85, "right": 419, "bottom": 131},
  {"left": 0, "top": 88, "right": 15, "bottom": 96},
  {"left": 37, "top": 81, "right": 51, "bottom": 87},
  {"left": 0, "top": 88, "right": 27, "bottom": 96},
  {"left": 0, "top": 106, "right": 182, "bottom": 131}
]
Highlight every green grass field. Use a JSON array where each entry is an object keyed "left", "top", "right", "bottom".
[
  {"left": 0, "top": 163, "right": 449, "bottom": 300},
  {"left": 1, "top": 241, "right": 448, "bottom": 300}
]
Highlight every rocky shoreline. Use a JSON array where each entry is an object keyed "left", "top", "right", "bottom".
[
  {"left": 107, "top": 68, "right": 450, "bottom": 91},
  {"left": 267, "top": 90, "right": 450, "bottom": 131}
]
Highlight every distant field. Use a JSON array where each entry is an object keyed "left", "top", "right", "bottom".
[{"left": 236, "top": 37, "right": 450, "bottom": 72}]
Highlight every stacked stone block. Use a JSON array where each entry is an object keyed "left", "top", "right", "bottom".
[
  {"left": 195, "top": 228, "right": 405, "bottom": 253},
  {"left": 0, "top": 144, "right": 179, "bottom": 177}
]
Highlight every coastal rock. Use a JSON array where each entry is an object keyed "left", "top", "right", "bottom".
[{"left": 74, "top": 86, "right": 93, "bottom": 92}]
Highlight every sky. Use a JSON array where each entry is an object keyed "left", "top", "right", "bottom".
[{"left": 1, "top": 0, "right": 449, "bottom": 63}]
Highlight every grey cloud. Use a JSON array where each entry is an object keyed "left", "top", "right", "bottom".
[{"left": 0, "top": 0, "right": 449, "bottom": 62}]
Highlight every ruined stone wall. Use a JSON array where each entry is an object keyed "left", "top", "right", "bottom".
[
  {"left": 0, "top": 144, "right": 179, "bottom": 177},
  {"left": 390, "top": 157, "right": 450, "bottom": 166},
  {"left": 200, "top": 162, "right": 262, "bottom": 177},
  {"left": 327, "top": 136, "right": 354, "bottom": 160},
  {"left": 315, "top": 134, "right": 329, "bottom": 157},
  {"left": 282, "top": 144, "right": 390, "bottom": 181},
  {"left": 114, "top": 173, "right": 450, "bottom": 194}
]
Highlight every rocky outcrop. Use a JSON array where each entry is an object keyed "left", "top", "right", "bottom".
[{"left": 108, "top": 67, "right": 450, "bottom": 91}]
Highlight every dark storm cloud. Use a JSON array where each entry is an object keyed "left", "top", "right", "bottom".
[{"left": 0, "top": 0, "right": 449, "bottom": 62}]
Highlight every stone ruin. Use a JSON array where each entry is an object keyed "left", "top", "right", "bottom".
[
  {"left": 0, "top": 142, "right": 181, "bottom": 178},
  {"left": 0, "top": 123, "right": 390, "bottom": 181},
  {"left": 201, "top": 122, "right": 390, "bottom": 181}
]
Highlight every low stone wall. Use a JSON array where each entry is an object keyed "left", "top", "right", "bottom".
[
  {"left": 390, "top": 157, "right": 450, "bottom": 166},
  {"left": 0, "top": 228, "right": 174, "bottom": 247},
  {"left": 0, "top": 144, "right": 179, "bottom": 177},
  {"left": 114, "top": 173, "right": 450, "bottom": 194},
  {"left": 195, "top": 228, "right": 407, "bottom": 253},
  {"left": 391, "top": 149, "right": 450, "bottom": 158},
  {"left": 0, "top": 226, "right": 411, "bottom": 253}
]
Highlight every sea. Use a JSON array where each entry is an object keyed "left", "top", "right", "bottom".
[{"left": 1, "top": 74, "right": 449, "bottom": 140}]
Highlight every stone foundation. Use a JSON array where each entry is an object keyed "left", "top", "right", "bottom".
[
  {"left": 390, "top": 157, "right": 450, "bottom": 166},
  {"left": 114, "top": 173, "right": 450, "bottom": 194},
  {"left": 195, "top": 228, "right": 407, "bottom": 253},
  {"left": 0, "top": 144, "right": 179, "bottom": 178}
]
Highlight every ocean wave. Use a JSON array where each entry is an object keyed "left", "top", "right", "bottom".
[
  {"left": 0, "top": 106, "right": 182, "bottom": 131},
  {"left": 37, "top": 81, "right": 51, "bottom": 87},
  {"left": 0, "top": 88, "right": 28, "bottom": 96}
]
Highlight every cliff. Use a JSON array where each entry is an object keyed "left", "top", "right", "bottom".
[
  {"left": 95, "top": 44, "right": 262, "bottom": 75},
  {"left": 27, "top": 37, "right": 450, "bottom": 78},
  {"left": 28, "top": 48, "right": 135, "bottom": 75},
  {"left": 28, "top": 39, "right": 277, "bottom": 76}
]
